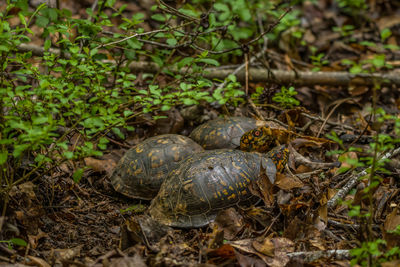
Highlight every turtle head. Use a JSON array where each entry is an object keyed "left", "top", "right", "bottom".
[
  {"left": 240, "top": 126, "right": 275, "bottom": 152},
  {"left": 264, "top": 145, "right": 289, "bottom": 173}
]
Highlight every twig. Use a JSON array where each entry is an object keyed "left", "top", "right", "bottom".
[
  {"left": 301, "top": 112, "right": 354, "bottom": 131},
  {"left": 16, "top": 44, "right": 400, "bottom": 87},
  {"left": 317, "top": 98, "right": 353, "bottom": 138},
  {"left": 327, "top": 147, "right": 400, "bottom": 209},
  {"left": 288, "top": 249, "right": 350, "bottom": 262}
]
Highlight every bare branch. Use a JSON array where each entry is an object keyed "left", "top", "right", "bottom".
[
  {"left": 16, "top": 44, "right": 400, "bottom": 87},
  {"left": 327, "top": 147, "right": 400, "bottom": 209}
]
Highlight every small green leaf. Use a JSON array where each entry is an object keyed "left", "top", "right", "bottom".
[
  {"left": 0, "top": 45, "right": 10, "bottom": 52},
  {"left": 35, "top": 15, "right": 49, "bottom": 27},
  {"left": 9, "top": 238, "right": 27, "bottom": 247},
  {"left": 18, "top": 13, "right": 27, "bottom": 26},
  {"left": 69, "top": 46, "right": 79, "bottom": 54},
  {"left": 381, "top": 28, "right": 392, "bottom": 41},
  {"left": 151, "top": 14, "right": 166, "bottom": 22},
  {"left": 0, "top": 151, "right": 8, "bottom": 165},
  {"left": 197, "top": 58, "right": 219, "bottom": 66},
  {"left": 44, "top": 39, "right": 51, "bottom": 51},
  {"left": 63, "top": 151, "right": 74, "bottom": 159},
  {"left": 73, "top": 168, "right": 84, "bottom": 183},
  {"left": 112, "top": 127, "right": 125, "bottom": 139},
  {"left": 166, "top": 38, "right": 177, "bottom": 46}
]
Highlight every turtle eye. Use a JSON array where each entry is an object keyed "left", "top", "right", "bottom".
[{"left": 253, "top": 130, "right": 261, "bottom": 137}]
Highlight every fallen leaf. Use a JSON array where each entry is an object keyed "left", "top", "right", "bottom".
[
  {"left": 51, "top": 245, "right": 82, "bottom": 262},
  {"left": 275, "top": 173, "right": 304, "bottom": 190},
  {"left": 383, "top": 208, "right": 400, "bottom": 248},
  {"left": 109, "top": 255, "right": 147, "bottom": 267},
  {"left": 213, "top": 208, "right": 244, "bottom": 240},
  {"left": 207, "top": 244, "right": 236, "bottom": 259},
  {"left": 253, "top": 238, "right": 275, "bottom": 257},
  {"left": 28, "top": 228, "right": 48, "bottom": 249},
  {"left": 26, "top": 255, "right": 51, "bottom": 267},
  {"left": 84, "top": 157, "right": 116, "bottom": 175}
]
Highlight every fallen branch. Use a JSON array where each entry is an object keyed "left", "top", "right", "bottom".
[
  {"left": 327, "top": 147, "right": 400, "bottom": 209},
  {"left": 17, "top": 44, "right": 400, "bottom": 87},
  {"left": 287, "top": 249, "right": 350, "bottom": 262}
]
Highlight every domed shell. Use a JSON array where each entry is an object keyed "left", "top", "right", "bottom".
[
  {"left": 189, "top": 117, "right": 268, "bottom": 149},
  {"left": 149, "top": 146, "right": 288, "bottom": 228},
  {"left": 110, "top": 134, "right": 204, "bottom": 200}
]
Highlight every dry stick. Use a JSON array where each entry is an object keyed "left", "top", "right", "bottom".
[
  {"left": 16, "top": 44, "right": 400, "bottom": 87},
  {"left": 327, "top": 147, "right": 400, "bottom": 209},
  {"left": 300, "top": 112, "right": 354, "bottom": 131},
  {"left": 316, "top": 97, "right": 353, "bottom": 138},
  {"left": 287, "top": 249, "right": 350, "bottom": 262}
]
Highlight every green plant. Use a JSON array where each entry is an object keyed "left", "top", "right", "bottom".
[
  {"left": 335, "top": 0, "right": 367, "bottom": 14},
  {"left": 341, "top": 54, "right": 392, "bottom": 74},
  {"left": 0, "top": 0, "right": 296, "bottom": 218},
  {"left": 272, "top": 86, "right": 300, "bottom": 109},
  {"left": 0, "top": 238, "right": 27, "bottom": 249},
  {"left": 212, "top": 74, "right": 245, "bottom": 106},
  {"left": 310, "top": 52, "right": 330, "bottom": 71},
  {"left": 328, "top": 54, "right": 400, "bottom": 266},
  {"left": 250, "top": 86, "right": 265, "bottom": 103}
]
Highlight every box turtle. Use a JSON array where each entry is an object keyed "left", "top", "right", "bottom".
[
  {"left": 189, "top": 116, "right": 271, "bottom": 149},
  {"left": 110, "top": 134, "right": 204, "bottom": 200},
  {"left": 149, "top": 145, "right": 289, "bottom": 228}
]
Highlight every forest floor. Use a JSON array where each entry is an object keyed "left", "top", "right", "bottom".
[{"left": 1, "top": 0, "right": 400, "bottom": 266}]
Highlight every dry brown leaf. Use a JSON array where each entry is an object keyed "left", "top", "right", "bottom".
[
  {"left": 213, "top": 208, "right": 244, "bottom": 240},
  {"left": 206, "top": 244, "right": 236, "bottom": 259},
  {"left": 377, "top": 15, "right": 400, "bottom": 30},
  {"left": 275, "top": 173, "right": 304, "bottom": 190},
  {"left": 230, "top": 238, "right": 294, "bottom": 267},
  {"left": 109, "top": 255, "right": 147, "bottom": 267},
  {"left": 381, "top": 260, "right": 400, "bottom": 267},
  {"left": 208, "top": 225, "right": 225, "bottom": 249},
  {"left": 383, "top": 208, "right": 400, "bottom": 248},
  {"left": 296, "top": 164, "right": 313, "bottom": 173},
  {"left": 28, "top": 228, "right": 48, "bottom": 249},
  {"left": 51, "top": 245, "right": 82, "bottom": 262},
  {"left": 249, "top": 166, "right": 275, "bottom": 206},
  {"left": 84, "top": 157, "right": 116, "bottom": 175},
  {"left": 252, "top": 238, "right": 275, "bottom": 257},
  {"left": 26, "top": 255, "right": 51, "bottom": 267}
]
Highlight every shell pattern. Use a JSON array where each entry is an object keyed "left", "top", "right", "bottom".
[
  {"left": 110, "top": 134, "right": 204, "bottom": 199},
  {"left": 149, "top": 145, "right": 288, "bottom": 228}
]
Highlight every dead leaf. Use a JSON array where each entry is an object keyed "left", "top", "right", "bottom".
[
  {"left": 208, "top": 225, "right": 225, "bottom": 249},
  {"left": 51, "top": 245, "right": 82, "bottom": 262},
  {"left": 109, "top": 255, "right": 147, "bottom": 267},
  {"left": 382, "top": 260, "right": 400, "bottom": 267},
  {"left": 249, "top": 166, "right": 275, "bottom": 206},
  {"left": 230, "top": 238, "right": 294, "bottom": 267},
  {"left": 84, "top": 157, "right": 116, "bottom": 175},
  {"left": 275, "top": 173, "right": 304, "bottom": 190},
  {"left": 26, "top": 255, "right": 51, "bottom": 267},
  {"left": 213, "top": 208, "right": 244, "bottom": 240},
  {"left": 207, "top": 244, "right": 236, "bottom": 259},
  {"left": 234, "top": 250, "right": 266, "bottom": 267},
  {"left": 28, "top": 228, "right": 48, "bottom": 249},
  {"left": 383, "top": 208, "right": 400, "bottom": 248},
  {"left": 252, "top": 238, "right": 275, "bottom": 257},
  {"left": 377, "top": 15, "right": 400, "bottom": 30}
]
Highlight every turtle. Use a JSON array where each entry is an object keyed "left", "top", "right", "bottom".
[
  {"left": 110, "top": 134, "right": 204, "bottom": 200},
  {"left": 189, "top": 116, "right": 279, "bottom": 149},
  {"left": 240, "top": 125, "right": 335, "bottom": 152},
  {"left": 149, "top": 145, "right": 289, "bottom": 228}
]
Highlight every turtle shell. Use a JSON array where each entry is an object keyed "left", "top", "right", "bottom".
[
  {"left": 149, "top": 145, "right": 289, "bottom": 228},
  {"left": 110, "top": 134, "right": 204, "bottom": 200},
  {"left": 189, "top": 117, "right": 268, "bottom": 149}
]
